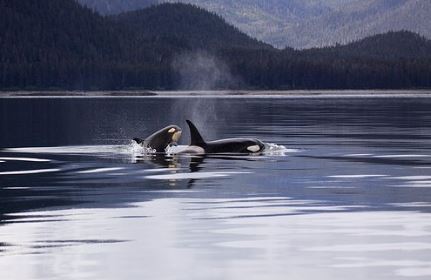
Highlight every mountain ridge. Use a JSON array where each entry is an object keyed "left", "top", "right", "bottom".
[
  {"left": 1, "top": 0, "right": 430, "bottom": 90},
  {"left": 111, "top": 3, "right": 271, "bottom": 51},
  {"left": 304, "top": 31, "right": 431, "bottom": 60},
  {"left": 77, "top": 0, "right": 431, "bottom": 49}
]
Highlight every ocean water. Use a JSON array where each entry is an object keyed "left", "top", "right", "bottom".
[{"left": 1, "top": 94, "right": 431, "bottom": 280}]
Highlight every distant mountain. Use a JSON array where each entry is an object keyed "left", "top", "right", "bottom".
[
  {"left": 305, "top": 31, "right": 431, "bottom": 60},
  {"left": 283, "top": 0, "right": 431, "bottom": 49},
  {"left": 109, "top": 3, "right": 271, "bottom": 90},
  {"left": 298, "top": 31, "right": 431, "bottom": 89},
  {"left": 111, "top": 3, "right": 270, "bottom": 50},
  {"left": 0, "top": 1, "right": 269, "bottom": 90},
  {"left": 78, "top": 0, "right": 431, "bottom": 49},
  {"left": 1, "top": 1, "right": 430, "bottom": 90}
]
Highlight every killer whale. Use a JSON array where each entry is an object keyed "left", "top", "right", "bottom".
[
  {"left": 185, "top": 120, "right": 265, "bottom": 154},
  {"left": 133, "top": 125, "right": 182, "bottom": 153}
]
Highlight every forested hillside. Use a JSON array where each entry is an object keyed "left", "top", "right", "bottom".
[
  {"left": 111, "top": 4, "right": 270, "bottom": 50},
  {"left": 304, "top": 31, "right": 431, "bottom": 60},
  {"left": 0, "top": 0, "right": 165, "bottom": 89},
  {"left": 79, "top": 0, "right": 431, "bottom": 49},
  {"left": 1, "top": 0, "right": 430, "bottom": 90}
]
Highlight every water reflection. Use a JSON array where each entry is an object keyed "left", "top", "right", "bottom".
[
  {"left": 1, "top": 96, "right": 431, "bottom": 279},
  {"left": 1, "top": 197, "right": 431, "bottom": 279}
]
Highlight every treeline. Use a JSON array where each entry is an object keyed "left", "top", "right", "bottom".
[
  {"left": 78, "top": 0, "right": 158, "bottom": 15},
  {"left": 0, "top": 0, "right": 430, "bottom": 90}
]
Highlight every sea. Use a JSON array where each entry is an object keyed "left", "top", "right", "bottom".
[{"left": 0, "top": 91, "right": 431, "bottom": 280}]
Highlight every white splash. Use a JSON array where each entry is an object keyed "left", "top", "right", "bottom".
[
  {"left": 263, "top": 143, "right": 298, "bottom": 156},
  {"left": 130, "top": 141, "right": 155, "bottom": 154},
  {"left": 165, "top": 145, "right": 203, "bottom": 155}
]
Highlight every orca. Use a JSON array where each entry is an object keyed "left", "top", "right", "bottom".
[
  {"left": 185, "top": 120, "right": 265, "bottom": 154},
  {"left": 133, "top": 125, "right": 182, "bottom": 153}
]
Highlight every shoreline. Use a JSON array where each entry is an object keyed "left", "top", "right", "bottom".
[{"left": 0, "top": 89, "right": 430, "bottom": 98}]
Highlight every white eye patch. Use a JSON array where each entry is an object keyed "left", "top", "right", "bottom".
[
  {"left": 247, "top": 145, "right": 261, "bottom": 153},
  {"left": 172, "top": 131, "right": 182, "bottom": 142},
  {"left": 168, "top": 128, "right": 176, "bottom": 133}
]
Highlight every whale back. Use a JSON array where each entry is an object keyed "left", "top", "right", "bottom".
[
  {"left": 185, "top": 120, "right": 265, "bottom": 154},
  {"left": 186, "top": 120, "right": 206, "bottom": 147}
]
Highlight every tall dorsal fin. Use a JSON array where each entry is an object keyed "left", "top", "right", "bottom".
[{"left": 186, "top": 120, "right": 206, "bottom": 146}]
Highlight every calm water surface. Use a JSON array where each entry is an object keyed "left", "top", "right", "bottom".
[{"left": 1, "top": 95, "right": 431, "bottom": 280}]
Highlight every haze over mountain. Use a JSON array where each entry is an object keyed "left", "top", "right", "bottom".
[{"left": 77, "top": 0, "right": 431, "bottom": 49}]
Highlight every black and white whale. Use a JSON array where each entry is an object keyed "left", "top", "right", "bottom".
[
  {"left": 184, "top": 120, "right": 265, "bottom": 154},
  {"left": 133, "top": 125, "right": 182, "bottom": 153}
]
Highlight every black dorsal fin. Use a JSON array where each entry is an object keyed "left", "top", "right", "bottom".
[{"left": 186, "top": 120, "right": 206, "bottom": 146}]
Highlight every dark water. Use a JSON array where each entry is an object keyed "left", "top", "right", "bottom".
[{"left": 1, "top": 95, "right": 431, "bottom": 279}]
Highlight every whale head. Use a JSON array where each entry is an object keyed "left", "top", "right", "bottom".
[{"left": 134, "top": 125, "right": 182, "bottom": 152}]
